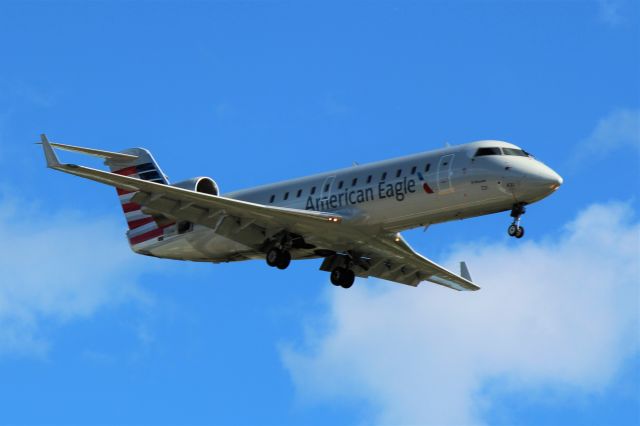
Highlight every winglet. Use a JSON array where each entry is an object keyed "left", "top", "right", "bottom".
[
  {"left": 41, "top": 134, "right": 61, "bottom": 168},
  {"left": 460, "top": 261, "right": 472, "bottom": 282}
]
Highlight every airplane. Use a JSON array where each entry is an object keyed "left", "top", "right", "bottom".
[{"left": 39, "top": 135, "right": 562, "bottom": 291}]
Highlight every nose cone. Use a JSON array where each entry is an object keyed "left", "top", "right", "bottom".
[
  {"left": 517, "top": 163, "right": 563, "bottom": 202},
  {"left": 539, "top": 168, "right": 563, "bottom": 189}
]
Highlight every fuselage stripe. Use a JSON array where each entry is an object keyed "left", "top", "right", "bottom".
[
  {"left": 129, "top": 223, "right": 174, "bottom": 245},
  {"left": 113, "top": 166, "right": 138, "bottom": 176},
  {"left": 122, "top": 202, "right": 141, "bottom": 213},
  {"left": 127, "top": 217, "right": 155, "bottom": 229},
  {"left": 117, "top": 187, "right": 135, "bottom": 196}
]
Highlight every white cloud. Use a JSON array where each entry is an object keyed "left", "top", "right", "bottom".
[
  {"left": 569, "top": 108, "right": 640, "bottom": 172},
  {"left": 581, "top": 108, "right": 640, "bottom": 156},
  {"left": 282, "top": 202, "right": 640, "bottom": 425},
  {"left": 0, "top": 197, "right": 153, "bottom": 357}
]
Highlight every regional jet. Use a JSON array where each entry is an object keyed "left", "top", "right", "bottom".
[{"left": 40, "top": 135, "right": 562, "bottom": 290}]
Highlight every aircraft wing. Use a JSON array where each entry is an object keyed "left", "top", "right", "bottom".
[
  {"left": 336, "top": 234, "right": 480, "bottom": 291},
  {"left": 40, "top": 135, "right": 478, "bottom": 291}
]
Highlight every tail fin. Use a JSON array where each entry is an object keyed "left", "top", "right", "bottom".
[
  {"left": 38, "top": 135, "right": 176, "bottom": 249},
  {"left": 104, "top": 148, "right": 175, "bottom": 248}
]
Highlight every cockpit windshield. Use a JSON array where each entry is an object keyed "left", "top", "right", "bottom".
[
  {"left": 474, "top": 147, "right": 532, "bottom": 158},
  {"left": 503, "top": 147, "right": 531, "bottom": 157},
  {"left": 474, "top": 147, "right": 502, "bottom": 157}
]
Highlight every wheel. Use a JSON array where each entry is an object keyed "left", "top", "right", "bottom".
[
  {"left": 276, "top": 250, "right": 291, "bottom": 270},
  {"left": 330, "top": 267, "right": 345, "bottom": 286},
  {"left": 266, "top": 248, "right": 281, "bottom": 267},
  {"left": 330, "top": 267, "right": 355, "bottom": 288},
  {"left": 340, "top": 269, "right": 355, "bottom": 289},
  {"left": 508, "top": 224, "right": 518, "bottom": 237},
  {"left": 515, "top": 226, "right": 525, "bottom": 239}
]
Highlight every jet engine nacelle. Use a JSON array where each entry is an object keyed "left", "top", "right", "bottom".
[{"left": 171, "top": 177, "right": 219, "bottom": 196}]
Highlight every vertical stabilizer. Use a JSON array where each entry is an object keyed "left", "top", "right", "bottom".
[{"left": 105, "top": 149, "right": 174, "bottom": 248}]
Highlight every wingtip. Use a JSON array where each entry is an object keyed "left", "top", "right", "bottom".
[
  {"left": 459, "top": 261, "right": 480, "bottom": 290},
  {"left": 40, "top": 133, "right": 61, "bottom": 168},
  {"left": 460, "top": 261, "right": 472, "bottom": 282}
]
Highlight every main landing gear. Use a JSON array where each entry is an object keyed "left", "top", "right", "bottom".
[
  {"left": 266, "top": 247, "right": 291, "bottom": 270},
  {"left": 507, "top": 203, "right": 526, "bottom": 239},
  {"left": 330, "top": 267, "right": 355, "bottom": 289},
  {"left": 325, "top": 253, "right": 357, "bottom": 289}
]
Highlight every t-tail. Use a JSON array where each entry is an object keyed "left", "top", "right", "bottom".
[{"left": 38, "top": 134, "right": 175, "bottom": 250}]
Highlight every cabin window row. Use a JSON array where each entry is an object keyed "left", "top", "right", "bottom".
[{"left": 268, "top": 162, "right": 431, "bottom": 203}]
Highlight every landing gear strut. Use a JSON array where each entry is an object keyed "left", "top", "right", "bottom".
[
  {"left": 266, "top": 247, "right": 291, "bottom": 270},
  {"left": 507, "top": 203, "right": 526, "bottom": 239},
  {"left": 330, "top": 267, "right": 355, "bottom": 289}
]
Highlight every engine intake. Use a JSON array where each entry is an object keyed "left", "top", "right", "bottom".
[{"left": 171, "top": 177, "right": 219, "bottom": 196}]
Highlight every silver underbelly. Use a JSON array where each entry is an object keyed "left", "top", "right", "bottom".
[{"left": 136, "top": 226, "right": 259, "bottom": 262}]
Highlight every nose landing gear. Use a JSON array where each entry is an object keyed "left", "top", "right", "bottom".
[{"left": 508, "top": 203, "right": 526, "bottom": 239}]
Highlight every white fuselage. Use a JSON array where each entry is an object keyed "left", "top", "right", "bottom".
[{"left": 140, "top": 140, "right": 562, "bottom": 262}]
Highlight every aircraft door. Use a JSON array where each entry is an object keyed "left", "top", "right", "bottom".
[{"left": 437, "top": 154, "right": 455, "bottom": 194}]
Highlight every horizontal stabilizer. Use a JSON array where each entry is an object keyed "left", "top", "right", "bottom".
[{"left": 37, "top": 136, "right": 138, "bottom": 162}]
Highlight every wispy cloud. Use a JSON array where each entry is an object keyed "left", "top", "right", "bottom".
[
  {"left": 0, "top": 110, "right": 9, "bottom": 160},
  {"left": 12, "top": 80, "right": 56, "bottom": 108},
  {"left": 571, "top": 108, "right": 640, "bottom": 170},
  {"left": 213, "top": 101, "right": 235, "bottom": 119},
  {"left": 0, "top": 78, "right": 56, "bottom": 109},
  {"left": 282, "top": 202, "right": 640, "bottom": 425},
  {"left": 322, "top": 94, "right": 351, "bottom": 117},
  {"left": 0, "top": 196, "right": 153, "bottom": 358},
  {"left": 598, "top": 0, "right": 626, "bottom": 27}
]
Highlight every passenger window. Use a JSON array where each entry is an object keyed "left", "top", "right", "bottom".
[
  {"left": 381, "top": 172, "right": 387, "bottom": 181},
  {"left": 396, "top": 169, "right": 402, "bottom": 178},
  {"left": 324, "top": 183, "right": 330, "bottom": 192},
  {"left": 269, "top": 194, "right": 275, "bottom": 203},
  {"left": 338, "top": 181, "right": 344, "bottom": 189},
  {"left": 367, "top": 175, "right": 372, "bottom": 184},
  {"left": 284, "top": 192, "right": 289, "bottom": 200},
  {"left": 296, "top": 189, "right": 302, "bottom": 198},
  {"left": 411, "top": 166, "right": 416, "bottom": 175},
  {"left": 475, "top": 147, "right": 502, "bottom": 157},
  {"left": 425, "top": 163, "right": 431, "bottom": 172},
  {"left": 311, "top": 186, "right": 316, "bottom": 195},
  {"left": 352, "top": 178, "right": 358, "bottom": 186}
]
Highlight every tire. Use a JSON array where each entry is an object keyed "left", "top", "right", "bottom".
[
  {"left": 266, "top": 248, "right": 281, "bottom": 267},
  {"left": 276, "top": 250, "right": 291, "bottom": 270},
  {"left": 515, "top": 226, "right": 525, "bottom": 239},
  {"left": 508, "top": 224, "right": 518, "bottom": 237},
  {"left": 330, "top": 267, "right": 345, "bottom": 286},
  {"left": 340, "top": 269, "right": 355, "bottom": 289}
]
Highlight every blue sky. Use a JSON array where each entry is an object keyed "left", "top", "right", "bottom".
[{"left": 0, "top": 1, "right": 638, "bottom": 425}]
